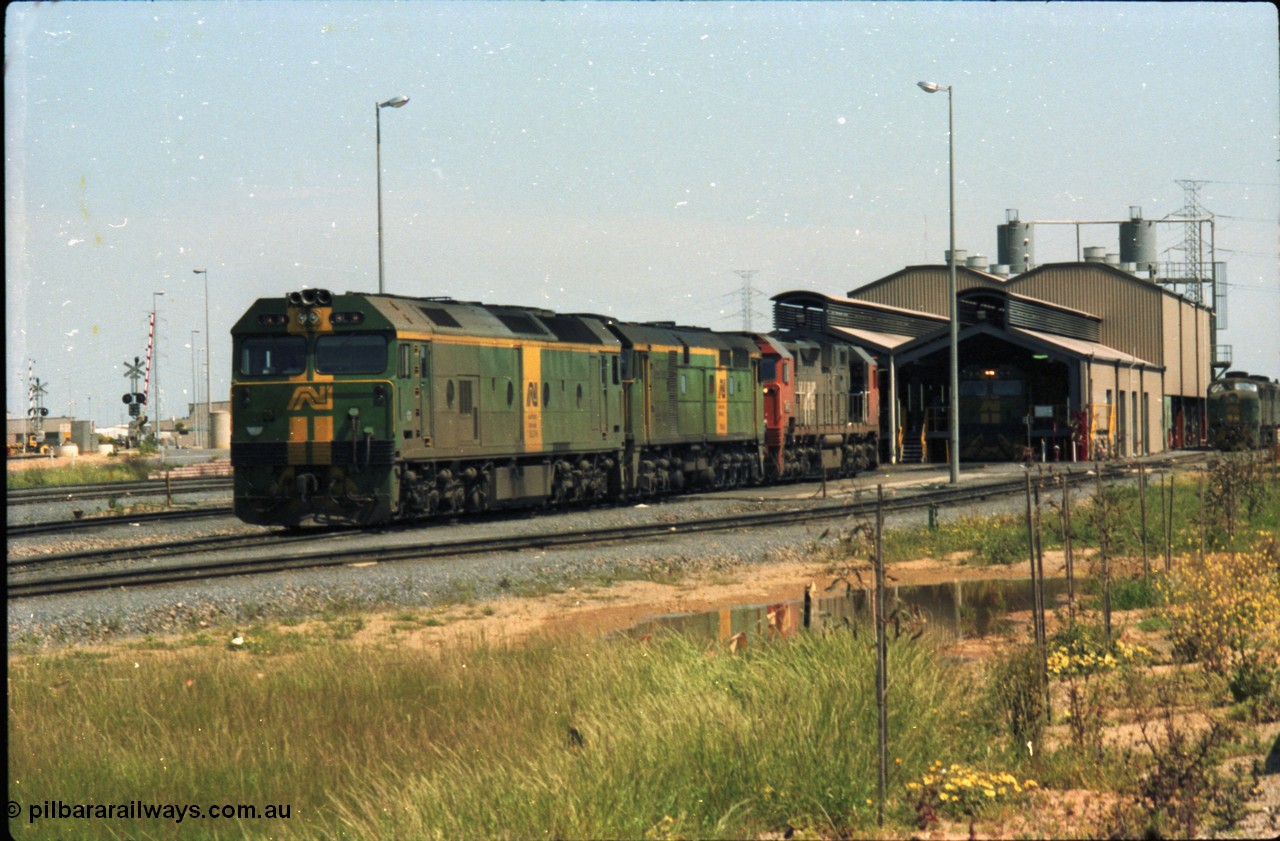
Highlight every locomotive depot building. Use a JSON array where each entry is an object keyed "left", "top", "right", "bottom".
[{"left": 774, "top": 255, "right": 1214, "bottom": 465}]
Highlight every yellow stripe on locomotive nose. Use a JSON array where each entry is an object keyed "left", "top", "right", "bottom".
[{"left": 288, "top": 416, "right": 309, "bottom": 465}]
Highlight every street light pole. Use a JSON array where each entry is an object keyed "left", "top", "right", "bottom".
[
  {"left": 193, "top": 269, "right": 210, "bottom": 448},
  {"left": 918, "top": 80, "right": 961, "bottom": 484},
  {"left": 376, "top": 95, "right": 410, "bottom": 295},
  {"left": 152, "top": 291, "right": 166, "bottom": 449},
  {"left": 190, "top": 328, "right": 200, "bottom": 447}
]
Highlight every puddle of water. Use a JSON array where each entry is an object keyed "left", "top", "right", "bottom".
[{"left": 633, "top": 577, "right": 1072, "bottom": 647}]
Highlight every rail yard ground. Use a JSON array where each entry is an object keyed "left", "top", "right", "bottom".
[{"left": 7, "top": 453, "right": 1280, "bottom": 839}]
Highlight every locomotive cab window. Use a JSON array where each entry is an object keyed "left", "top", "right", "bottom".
[
  {"left": 238, "top": 336, "right": 305, "bottom": 376},
  {"left": 759, "top": 357, "right": 777, "bottom": 382},
  {"left": 315, "top": 334, "right": 388, "bottom": 374}
]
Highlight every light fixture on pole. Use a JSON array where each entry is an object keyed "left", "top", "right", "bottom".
[
  {"left": 152, "top": 291, "right": 166, "bottom": 448},
  {"left": 190, "top": 328, "right": 200, "bottom": 446},
  {"left": 193, "top": 269, "right": 210, "bottom": 448},
  {"left": 917, "top": 80, "right": 960, "bottom": 484},
  {"left": 376, "top": 95, "right": 410, "bottom": 294}
]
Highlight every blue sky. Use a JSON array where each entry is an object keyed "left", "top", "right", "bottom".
[{"left": 7, "top": 1, "right": 1278, "bottom": 426}]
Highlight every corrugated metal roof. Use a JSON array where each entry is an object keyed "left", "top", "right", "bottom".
[
  {"left": 1009, "top": 327, "right": 1160, "bottom": 369},
  {"left": 825, "top": 326, "right": 917, "bottom": 352}
]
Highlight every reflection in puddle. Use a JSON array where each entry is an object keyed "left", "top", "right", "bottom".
[{"left": 633, "top": 577, "right": 1071, "bottom": 647}]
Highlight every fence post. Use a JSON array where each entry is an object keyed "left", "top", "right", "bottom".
[
  {"left": 1139, "top": 462, "right": 1149, "bottom": 582},
  {"left": 1097, "top": 464, "right": 1111, "bottom": 647},
  {"left": 1062, "top": 472, "right": 1074, "bottom": 629},
  {"left": 875, "top": 484, "right": 888, "bottom": 828}
]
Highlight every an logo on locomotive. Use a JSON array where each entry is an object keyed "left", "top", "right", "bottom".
[{"left": 288, "top": 385, "right": 334, "bottom": 411}]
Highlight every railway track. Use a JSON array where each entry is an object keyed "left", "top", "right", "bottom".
[
  {"left": 8, "top": 506, "right": 236, "bottom": 538},
  {"left": 7, "top": 476, "right": 232, "bottom": 506},
  {"left": 9, "top": 461, "right": 1174, "bottom": 600}
]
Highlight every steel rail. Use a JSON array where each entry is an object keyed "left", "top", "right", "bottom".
[
  {"left": 7, "top": 476, "right": 232, "bottom": 506},
  {"left": 8, "top": 506, "right": 236, "bottom": 538},
  {"left": 7, "top": 467, "right": 1113, "bottom": 599},
  {"left": 9, "top": 455, "right": 1206, "bottom": 599}
]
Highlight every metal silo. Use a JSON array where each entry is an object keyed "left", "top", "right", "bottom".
[
  {"left": 997, "top": 209, "right": 1034, "bottom": 272},
  {"left": 1119, "top": 206, "right": 1156, "bottom": 272}
]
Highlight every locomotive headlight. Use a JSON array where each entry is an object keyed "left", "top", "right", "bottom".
[
  {"left": 309, "top": 311, "right": 320, "bottom": 324},
  {"left": 373, "top": 385, "right": 387, "bottom": 406}
]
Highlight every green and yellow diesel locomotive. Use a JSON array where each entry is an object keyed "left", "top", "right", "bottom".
[
  {"left": 230, "top": 289, "right": 770, "bottom": 526},
  {"left": 1207, "top": 371, "right": 1280, "bottom": 450}
]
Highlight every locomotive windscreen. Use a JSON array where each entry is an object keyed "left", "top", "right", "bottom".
[{"left": 238, "top": 336, "right": 305, "bottom": 376}]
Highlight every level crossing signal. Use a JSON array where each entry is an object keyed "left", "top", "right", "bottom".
[{"left": 123, "top": 356, "right": 147, "bottom": 417}]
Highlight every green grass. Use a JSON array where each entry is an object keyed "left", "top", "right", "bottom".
[
  {"left": 838, "top": 460, "right": 1280, "bottom": 569},
  {"left": 6, "top": 456, "right": 155, "bottom": 489},
  {"left": 842, "top": 513, "right": 1032, "bottom": 567},
  {"left": 9, "top": 628, "right": 1009, "bottom": 840}
]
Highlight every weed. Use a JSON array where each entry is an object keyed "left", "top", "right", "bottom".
[
  {"left": 1158, "top": 549, "right": 1280, "bottom": 674},
  {"left": 983, "top": 643, "right": 1046, "bottom": 756},
  {"left": 905, "top": 760, "right": 1037, "bottom": 828}
]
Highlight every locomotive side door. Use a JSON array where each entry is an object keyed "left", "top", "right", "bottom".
[
  {"left": 598, "top": 355, "right": 609, "bottom": 439},
  {"left": 457, "top": 376, "right": 480, "bottom": 445},
  {"left": 419, "top": 343, "right": 433, "bottom": 447}
]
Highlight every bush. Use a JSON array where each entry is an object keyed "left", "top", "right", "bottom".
[{"left": 1158, "top": 550, "right": 1280, "bottom": 675}]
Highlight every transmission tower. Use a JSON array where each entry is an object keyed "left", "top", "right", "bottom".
[
  {"left": 1174, "top": 179, "right": 1209, "bottom": 302},
  {"left": 733, "top": 269, "right": 760, "bottom": 331},
  {"left": 1164, "top": 179, "right": 1228, "bottom": 374}
]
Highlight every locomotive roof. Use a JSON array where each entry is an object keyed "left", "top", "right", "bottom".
[
  {"left": 368, "top": 294, "right": 622, "bottom": 347},
  {"left": 604, "top": 320, "right": 761, "bottom": 356},
  {"left": 1224, "top": 370, "right": 1278, "bottom": 384},
  {"left": 239, "top": 290, "right": 764, "bottom": 357},
  {"left": 781, "top": 336, "right": 876, "bottom": 367}
]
